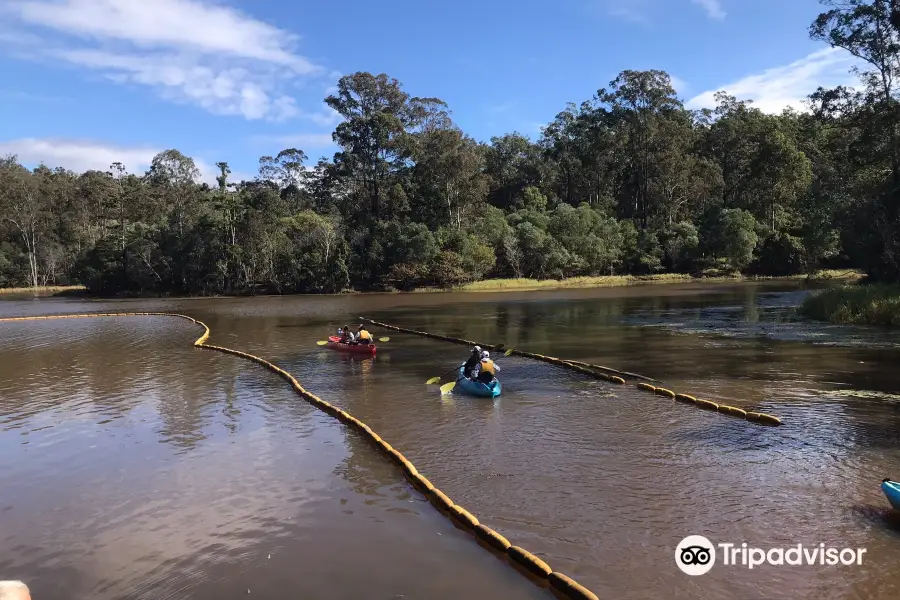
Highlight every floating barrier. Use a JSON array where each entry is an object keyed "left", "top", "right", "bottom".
[
  {"left": 0, "top": 311, "right": 595, "bottom": 600},
  {"left": 360, "top": 317, "right": 783, "bottom": 427},
  {"left": 549, "top": 572, "right": 600, "bottom": 600},
  {"left": 508, "top": 546, "right": 553, "bottom": 579},
  {"left": 358, "top": 317, "right": 647, "bottom": 387},
  {"left": 475, "top": 524, "right": 511, "bottom": 552}
]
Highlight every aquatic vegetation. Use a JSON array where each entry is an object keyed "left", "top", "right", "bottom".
[{"left": 800, "top": 284, "right": 900, "bottom": 326}]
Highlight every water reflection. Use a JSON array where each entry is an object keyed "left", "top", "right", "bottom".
[
  {"left": 4, "top": 281, "right": 900, "bottom": 599},
  {"left": 0, "top": 316, "right": 546, "bottom": 600}
]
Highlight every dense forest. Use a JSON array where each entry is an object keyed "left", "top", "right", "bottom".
[{"left": 2, "top": 0, "right": 900, "bottom": 295}]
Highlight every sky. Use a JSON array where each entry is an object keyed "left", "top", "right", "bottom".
[{"left": 0, "top": 0, "right": 865, "bottom": 185}]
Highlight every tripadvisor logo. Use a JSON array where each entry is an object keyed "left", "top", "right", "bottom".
[{"left": 675, "top": 535, "right": 867, "bottom": 576}]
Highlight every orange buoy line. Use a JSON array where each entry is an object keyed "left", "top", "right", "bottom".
[
  {"left": 359, "top": 317, "right": 782, "bottom": 427},
  {"left": 0, "top": 312, "right": 600, "bottom": 600}
]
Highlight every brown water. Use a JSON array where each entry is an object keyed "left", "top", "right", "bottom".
[{"left": 2, "top": 281, "right": 900, "bottom": 599}]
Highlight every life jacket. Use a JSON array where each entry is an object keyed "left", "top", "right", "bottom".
[
  {"left": 358, "top": 329, "right": 371, "bottom": 341},
  {"left": 480, "top": 359, "right": 496, "bottom": 375}
]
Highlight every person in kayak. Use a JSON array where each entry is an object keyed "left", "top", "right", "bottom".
[
  {"left": 339, "top": 326, "right": 354, "bottom": 344},
  {"left": 463, "top": 345, "right": 482, "bottom": 378},
  {"left": 476, "top": 350, "right": 500, "bottom": 384},
  {"left": 357, "top": 325, "right": 372, "bottom": 345}
]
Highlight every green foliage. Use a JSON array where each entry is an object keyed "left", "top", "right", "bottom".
[
  {"left": 720, "top": 209, "right": 760, "bottom": 272},
  {"left": 7, "top": 5, "right": 900, "bottom": 294},
  {"left": 751, "top": 232, "right": 807, "bottom": 276},
  {"left": 660, "top": 222, "right": 700, "bottom": 272}
]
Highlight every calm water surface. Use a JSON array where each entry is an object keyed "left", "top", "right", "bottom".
[{"left": 2, "top": 281, "right": 900, "bottom": 599}]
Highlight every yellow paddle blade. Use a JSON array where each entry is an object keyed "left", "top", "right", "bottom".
[
  {"left": 317, "top": 340, "right": 328, "bottom": 346},
  {"left": 378, "top": 337, "right": 390, "bottom": 342},
  {"left": 426, "top": 376, "right": 441, "bottom": 385},
  {"left": 440, "top": 381, "right": 456, "bottom": 394},
  {"left": 504, "top": 348, "right": 515, "bottom": 356}
]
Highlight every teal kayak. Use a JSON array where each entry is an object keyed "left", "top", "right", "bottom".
[
  {"left": 456, "top": 365, "right": 502, "bottom": 398},
  {"left": 882, "top": 479, "right": 900, "bottom": 511}
]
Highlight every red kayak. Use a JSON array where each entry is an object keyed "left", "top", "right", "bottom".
[{"left": 326, "top": 336, "right": 377, "bottom": 355}]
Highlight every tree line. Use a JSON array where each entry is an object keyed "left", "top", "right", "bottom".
[{"left": 2, "top": 0, "right": 900, "bottom": 295}]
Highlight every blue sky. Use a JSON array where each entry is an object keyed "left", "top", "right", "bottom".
[{"left": 0, "top": 0, "right": 863, "bottom": 184}]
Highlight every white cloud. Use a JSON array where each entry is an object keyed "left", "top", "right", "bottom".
[
  {"left": 0, "top": 137, "right": 248, "bottom": 185},
  {"left": 0, "top": 138, "right": 159, "bottom": 174},
  {"left": 669, "top": 75, "right": 688, "bottom": 94},
  {"left": 0, "top": 0, "right": 328, "bottom": 121},
  {"left": 253, "top": 133, "right": 335, "bottom": 149},
  {"left": 691, "top": 0, "right": 725, "bottom": 20},
  {"left": 0, "top": 89, "right": 71, "bottom": 103},
  {"left": 601, "top": 0, "right": 723, "bottom": 23},
  {"left": 685, "top": 47, "right": 862, "bottom": 113},
  {"left": 488, "top": 101, "right": 517, "bottom": 115},
  {"left": 602, "top": 0, "right": 650, "bottom": 23},
  {"left": 296, "top": 105, "right": 343, "bottom": 127}
]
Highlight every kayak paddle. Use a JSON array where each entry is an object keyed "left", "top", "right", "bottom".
[
  {"left": 317, "top": 337, "right": 389, "bottom": 345},
  {"left": 427, "top": 365, "right": 460, "bottom": 385},
  {"left": 440, "top": 381, "right": 456, "bottom": 394},
  {"left": 427, "top": 344, "right": 506, "bottom": 384}
]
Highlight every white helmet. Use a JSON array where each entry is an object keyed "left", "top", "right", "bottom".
[
  {"left": 473, "top": 345, "right": 481, "bottom": 353},
  {"left": 481, "top": 350, "right": 490, "bottom": 359}
]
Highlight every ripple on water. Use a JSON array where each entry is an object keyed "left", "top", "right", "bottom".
[
  {"left": 5, "top": 287, "right": 900, "bottom": 600},
  {"left": 0, "top": 315, "right": 548, "bottom": 600}
]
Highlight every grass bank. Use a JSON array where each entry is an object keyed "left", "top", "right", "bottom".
[
  {"left": 424, "top": 269, "right": 862, "bottom": 294},
  {"left": 0, "top": 270, "right": 862, "bottom": 298},
  {"left": 0, "top": 285, "right": 86, "bottom": 296},
  {"left": 800, "top": 282, "right": 900, "bottom": 326}
]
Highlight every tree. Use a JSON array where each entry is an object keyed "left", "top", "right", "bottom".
[
  {"left": 413, "top": 126, "right": 487, "bottom": 228},
  {"left": 147, "top": 149, "right": 201, "bottom": 238},
  {"left": 810, "top": 0, "right": 900, "bottom": 183},
  {"left": 326, "top": 72, "right": 419, "bottom": 221},
  {"left": 596, "top": 69, "right": 685, "bottom": 228},
  {"left": 0, "top": 157, "right": 51, "bottom": 287}
]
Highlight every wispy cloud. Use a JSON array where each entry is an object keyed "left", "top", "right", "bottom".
[
  {"left": 600, "top": 0, "right": 724, "bottom": 22},
  {"left": 0, "top": 89, "right": 71, "bottom": 103},
  {"left": 685, "top": 48, "right": 862, "bottom": 113},
  {"left": 669, "top": 75, "right": 688, "bottom": 95},
  {"left": 296, "top": 105, "right": 343, "bottom": 127},
  {"left": 691, "top": 0, "right": 725, "bottom": 20},
  {"left": 487, "top": 101, "right": 517, "bottom": 115},
  {"left": 0, "top": 0, "right": 329, "bottom": 121},
  {"left": 602, "top": 0, "right": 650, "bottom": 23},
  {"left": 251, "top": 133, "right": 336, "bottom": 149},
  {"left": 0, "top": 137, "right": 249, "bottom": 185}
]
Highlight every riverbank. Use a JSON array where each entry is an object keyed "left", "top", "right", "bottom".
[
  {"left": 0, "top": 271, "right": 863, "bottom": 298},
  {"left": 800, "top": 281, "right": 900, "bottom": 326},
  {"left": 416, "top": 269, "right": 863, "bottom": 293},
  {"left": 0, "top": 285, "right": 85, "bottom": 296}
]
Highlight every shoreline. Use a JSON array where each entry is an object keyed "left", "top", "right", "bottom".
[
  {"left": 0, "top": 270, "right": 863, "bottom": 299},
  {"left": 422, "top": 270, "right": 862, "bottom": 293},
  {"left": 0, "top": 285, "right": 85, "bottom": 296}
]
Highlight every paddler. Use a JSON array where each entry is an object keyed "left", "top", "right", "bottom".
[
  {"left": 476, "top": 350, "right": 500, "bottom": 383},
  {"left": 357, "top": 324, "right": 373, "bottom": 345},
  {"left": 339, "top": 325, "right": 354, "bottom": 344},
  {"left": 463, "top": 345, "right": 482, "bottom": 378}
]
